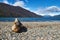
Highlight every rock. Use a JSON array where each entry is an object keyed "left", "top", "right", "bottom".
[
  {"left": 12, "top": 18, "right": 22, "bottom": 33},
  {"left": 36, "top": 37, "right": 41, "bottom": 40}
]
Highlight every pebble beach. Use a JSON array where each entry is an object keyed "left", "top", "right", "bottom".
[{"left": 0, "top": 22, "right": 60, "bottom": 40}]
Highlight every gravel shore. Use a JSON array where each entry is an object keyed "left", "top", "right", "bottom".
[{"left": 0, "top": 22, "right": 60, "bottom": 40}]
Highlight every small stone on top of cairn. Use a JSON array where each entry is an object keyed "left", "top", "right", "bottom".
[{"left": 12, "top": 18, "right": 22, "bottom": 33}]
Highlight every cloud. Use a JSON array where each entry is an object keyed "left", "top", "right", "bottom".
[
  {"left": 3, "top": 0, "right": 25, "bottom": 7},
  {"left": 24, "top": 7, "right": 30, "bottom": 10},
  {"left": 13, "top": 1, "right": 25, "bottom": 7},
  {"left": 2, "top": 0, "right": 30, "bottom": 10},
  {"left": 12, "top": 0, "right": 30, "bottom": 10},
  {"left": 45, "top": 6, "right": 60, "bottom": 12},
  {"left": 3, "top": 0, "right": 9, "bottom": 4},
  {"left": 35, "top": 6, "right": 60, "bottom": 16}
]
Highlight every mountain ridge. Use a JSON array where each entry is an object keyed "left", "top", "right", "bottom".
[{"left": 0, "top": 3, "right": 41, "bottom": 17}]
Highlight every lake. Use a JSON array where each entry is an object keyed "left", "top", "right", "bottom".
[{"left": 0, "top": 17, "right": 60, "bottom": 22}]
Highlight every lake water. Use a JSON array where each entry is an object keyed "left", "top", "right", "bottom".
[{"left": 0, "top": 17, "right": 60, "bottom": 22}]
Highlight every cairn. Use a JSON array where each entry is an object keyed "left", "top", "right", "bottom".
[{"left": 12, "top": 18, "right": 22, "bottom": 32}]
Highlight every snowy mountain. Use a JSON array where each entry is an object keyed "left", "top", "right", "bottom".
[
  {"left": 36, "top": 6, "right": 60, "bottom": 16},
  {"left": 45, "top": 6, "right": 60, "bottom": 12}
]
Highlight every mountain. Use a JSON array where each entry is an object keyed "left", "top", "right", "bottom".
[
  {"left": 0, "top": 3, "right": 41, "bottom": 17},
  {"left": 46, "top": 6, "right": 60, "bottom": 12},
  {"left": 43, "top": 15, "right": 60, "bottom": 20},
  {"left": 36, "top": 6, "right": 60, "bottom": 16},
  {"left": 53, "top": 15, "right": 60, "bottom": 18}
]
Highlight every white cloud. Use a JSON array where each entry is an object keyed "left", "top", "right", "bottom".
[
  {"left": 13, "top": 1, "right": 25, "bottom": 7},
  {"left": 35, "top": 6, "right": 60, "bottom": 16},
  {"left": 3, "top": 0, "right": 9, "bottom": 4},
  {"left": 3, "top": 0, "right": 26, "bottom": 7},
  {"left": 13, "top": 0, "right": 30, "bottom": 10},
  {"left": 24, "top": 7, "right": 30, "bottom": 10},
  {"left": 45, "top": 6, "right": 60, "bottom": 12},
  {"left": 13, "top": 0, "right": 31, "bottom": 10},
  {"left": 2, "top": 0, "right": 31, "bottom": 10}
]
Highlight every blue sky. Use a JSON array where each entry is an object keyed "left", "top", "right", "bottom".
[{"left": 0, "top": 0, "right": 60, "bottom": 16}]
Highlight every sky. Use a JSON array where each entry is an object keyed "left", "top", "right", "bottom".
[{"left": 0, "top": 0, "right": 60, "bottom": 16}]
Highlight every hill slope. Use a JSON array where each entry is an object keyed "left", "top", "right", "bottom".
[{"left": 0, "top": 3, "right": 41, "bottom": 17}]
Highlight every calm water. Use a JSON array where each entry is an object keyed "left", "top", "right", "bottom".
[{"left": 0, "top": 17, "right": 60, "bottom": 22}]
